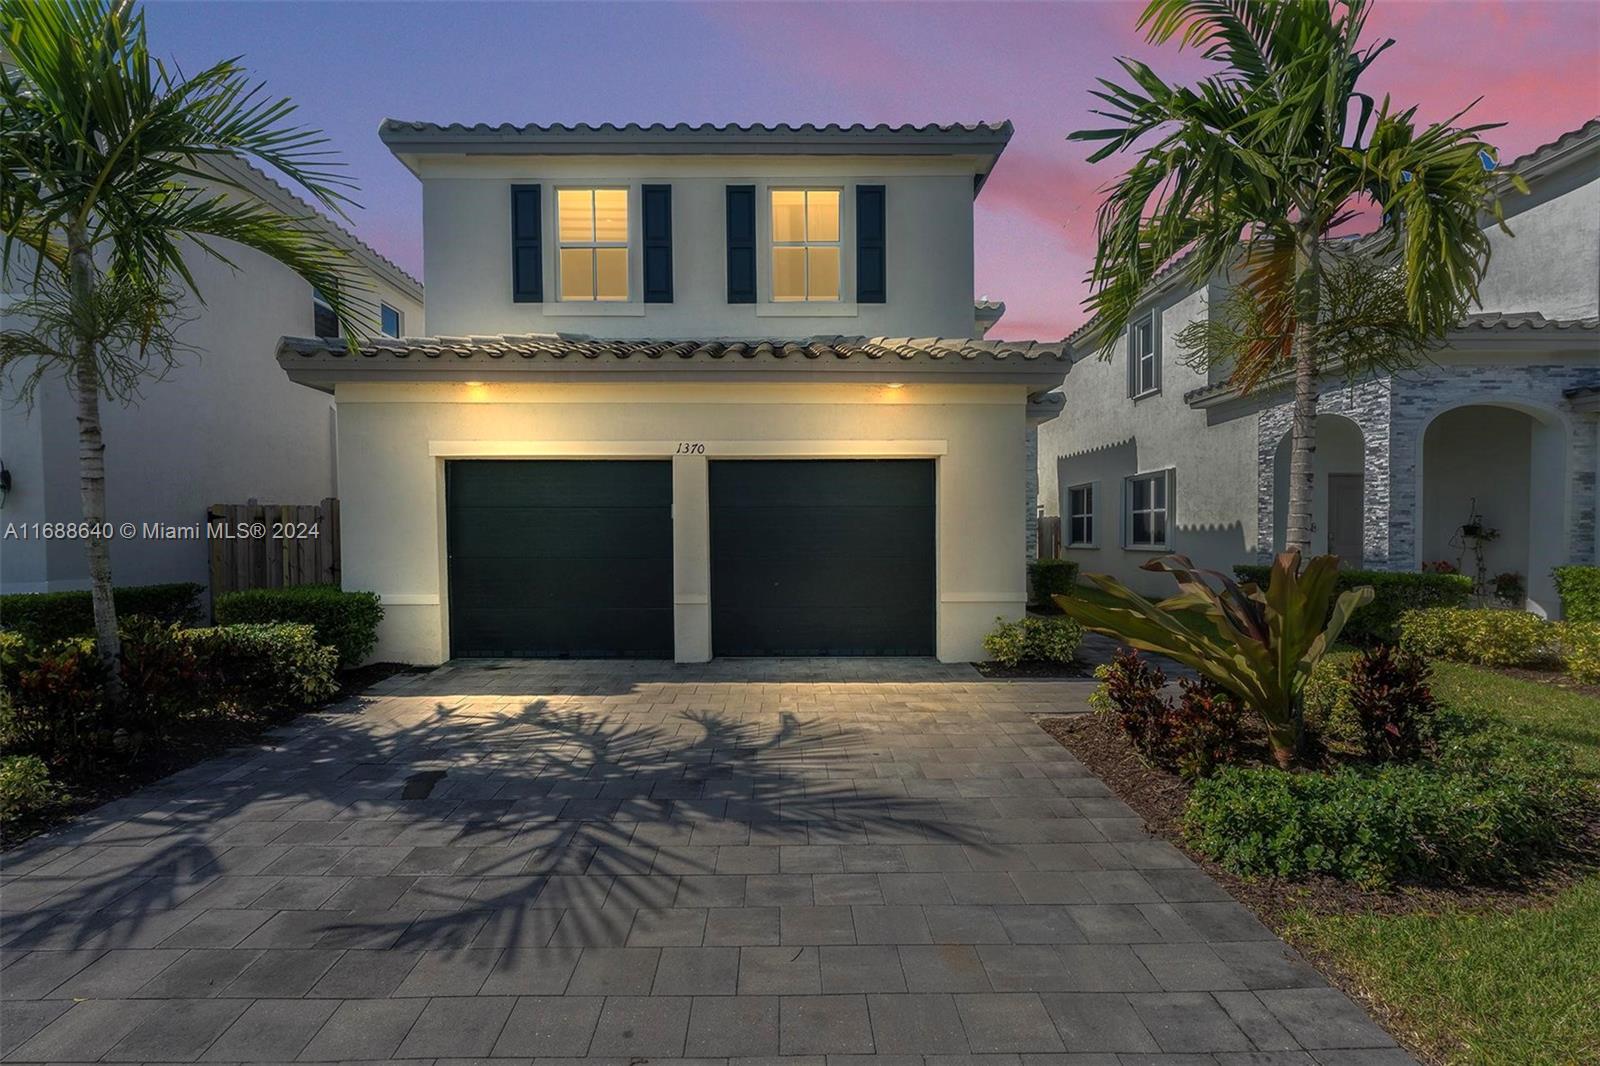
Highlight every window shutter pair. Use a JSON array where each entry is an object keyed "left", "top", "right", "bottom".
[
  {"left": 726, "top": 184, "right": 888, "bottom": 304},
  {"left": 510, "top": 184, "right": 674, "bottom": 303}
]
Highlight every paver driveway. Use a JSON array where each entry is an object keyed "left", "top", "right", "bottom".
[{"left": 2, "top": 658, "right": 1407, "bottom": 1065}]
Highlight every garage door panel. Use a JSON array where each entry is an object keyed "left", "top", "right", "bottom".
[
  {"left": 450, "top": 507, "right": 672, "bottom": 558},
  {"left": 710, "top": 506, "right": 935, "bottom": 554},
  {"left": 450, "top": 606, "right": 674, "bottom": 659},
  {"left": 447, "top": 460, "right": 672, "bottom": 657},
  {"left": 449, "top": 556, "right": 672, "bottom": 607},
  {"left": 449, "top": 462, "right": 673, "bottom": 508},
  {"left": 710, "top": 459, "right": 934, "bottom": 656}
]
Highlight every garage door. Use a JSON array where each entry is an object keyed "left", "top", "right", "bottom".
[
  {"left": 710, "top": 459, "right": 935, "bottom": 655},
  {"left": 445, "top": 460, "right": 673, "bottom": 657}
]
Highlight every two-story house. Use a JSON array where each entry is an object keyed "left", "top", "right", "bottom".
[
  {"left": 277, "top": 121, "right": 1069, "bottom": 664},
  {"left": 1, "top": 157, "right": 424, "bottom": 596},
  {"left": 1036, "top": 116, "right": 1600, "bottom": 613}
]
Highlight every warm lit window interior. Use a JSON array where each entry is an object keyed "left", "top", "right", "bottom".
[
  {"left": 771, "top": 188, "right": 840, "bottom": 301},
  {"left": 558, "top": 188, "right": 629, "bottom": 301}
]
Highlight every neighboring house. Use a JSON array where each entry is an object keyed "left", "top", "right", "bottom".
[
  {"left": 277, "top": 121, "right": 1068, "bottom": 664},
  {"left": 1037, "top": 117, "right": 1600, "bottom": 614},
  {"left": 0, "top": 157, "right": 424, "bottom": 596}
]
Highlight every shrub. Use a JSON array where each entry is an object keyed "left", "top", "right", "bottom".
[
  {"left": 1559, "top": 621, "right": 1600, "bottom": 684},
  {"left": 0, "top": 755, "right": 58, "bottom": 823},
  {"left": 1398, "top": 607, "right": 1561, "bottom": 668},
  {"left": 1554, "top": 565, "right": 1600, "bottom": 624},
  {"left": 1064, "top": 552, "right": 1368, "bottom": 768},
  {"left": 1184, "top": 715, "right": 1589, "bottom": 886},
  {"left": 1027, "top": 559, "right": 1080, "bottom": 604},
  {"left": 0, "top": 635, "right": 111, "bottom": 772},
  {"left": 1303, "top": 652, "right": 1360, "bottom": 747},
  {"left": 1234, "top": 564, "right": 1470, "bottom": 645},
  {"left": 1344, "top": 645, "right": 1436, "bottom": 761},
  {"left": 0, "top": 582, "right": 203, "bottom": 643},
  {"left": 1, "top": 622, "right": 337, "bottom": 773},
  {"left": 1090, "top": 649, "right": 1247, "bottom": 780},
  {"left": 186, "top": 623, "right": 339, "bottom": 708},
  {"left": 214, "top": 585, "right": 382, "bottom": 669},
  {"left": 983, "top": 615, "right": 1084, "bottom": 667}
]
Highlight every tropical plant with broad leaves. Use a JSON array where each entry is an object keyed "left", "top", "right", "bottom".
[
  {"left": 1055, "top": 551, "right": 1372, "bottom": 768},
  {"left": 0, "top": 0, "right": 370, "bottom": 697},
  {"left": 1071, "top": 0, "right": 1522, "bottom": 560}
]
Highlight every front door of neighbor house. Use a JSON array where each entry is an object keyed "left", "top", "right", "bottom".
[{"left": 1327, "top": 473, "right": 1363, "bottom": 566}]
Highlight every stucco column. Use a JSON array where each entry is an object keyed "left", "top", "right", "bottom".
[{"left": 672, "top": 454, "right": 712, "bottom": 662}]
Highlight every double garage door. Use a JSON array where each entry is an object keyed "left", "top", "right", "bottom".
[{"left": 446, "top": 458, "right": 934, "bottom": 658}]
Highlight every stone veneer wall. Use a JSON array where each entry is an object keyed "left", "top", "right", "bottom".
[
  {"left": 1388, "top": 364, "right": 1598, "bottom": 568},
  {"left": 1257, "top": 364, "right": 1600, "bottom": 570},
  {"left": 1257, "top": 376, "right": 1394, "bottom": 565}
]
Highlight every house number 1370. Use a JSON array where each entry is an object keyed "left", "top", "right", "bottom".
[{"left": 675, "top": 442, "right": 706, "bottom": 454}]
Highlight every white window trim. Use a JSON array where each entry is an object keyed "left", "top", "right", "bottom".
[
  {"left": 1122, "top": 468, "right": 1175, "bottom": 551},
  {"left": 766, "top": 185, "right": 845, "bottom": 305},
  {"left": 380, "top": 302, "right": 404, "bottom": 337},
  {"left": 1128, "top": 309, "right": 1161, "bottom": 399},
  {"left": 554, "top": 185, "right": 633, "bottom": 304},
  {"left": 1066, "top": 481, "right": 1098, "bottom": 548}
]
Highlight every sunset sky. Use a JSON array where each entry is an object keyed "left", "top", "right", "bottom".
[{"left": 147, "top": 0, "right": 1600, "bottom": 340}]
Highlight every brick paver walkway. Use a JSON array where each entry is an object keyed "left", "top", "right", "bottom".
[{"left": 2, "top": 659, "right": 1407, "bottom": 1064}]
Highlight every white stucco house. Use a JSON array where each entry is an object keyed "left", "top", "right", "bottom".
[
  {"left": 1037, "top": 117, "right": 1600, "bottom": 615},
  {"left": 0, "top": 158, "right": 425, "bottom": 596},
  {"left": 276, "top": 120, "right": 1069, "bottom": 664}
]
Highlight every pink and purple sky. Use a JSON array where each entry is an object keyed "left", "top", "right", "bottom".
[{"left": 147, "top": 0, "right": 1600, "bottom": 339}]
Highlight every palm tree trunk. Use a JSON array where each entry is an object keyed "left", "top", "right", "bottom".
[
  {"left": 1284, "top": 233, "right": 1323, "bottom": 561},
  {"left": 68, "top": 227, "right": 123, "bottom": 703}
]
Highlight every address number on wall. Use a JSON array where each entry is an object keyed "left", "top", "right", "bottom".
[{"left": 675, "top": 442, "right": 707, "bottom": 454}]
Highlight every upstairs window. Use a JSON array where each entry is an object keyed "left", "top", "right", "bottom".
[
  {"left": 1067, "top": 483, "right": 1096, "bottom": 546},
  {"left": 557, "top": 188, "right": 629, "bottom": 301},
  {"left": 1129, "top": 310, "right": 1159, "bottom": 397},
  {"left": 771, "top": 188, "right": 840, "bottom": 301},
  {"left": 312, "top": 288, "right": 338, "bottom": 338},
  {"left": 380, "top": 303, "right": 403, "bottom": 337}
]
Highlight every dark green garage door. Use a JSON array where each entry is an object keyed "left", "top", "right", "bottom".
[
  {"left": 446, "top": 460, "right": 673, "bottom": 658},
  {"left": 710, "top": 459, "right": 935, "bottom": 656}
]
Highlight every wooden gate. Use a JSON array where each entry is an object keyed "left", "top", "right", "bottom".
[
  {"left": 1036, "top": 515, "right": 1062, "bottom": 560},
  {"left": 208, "top": 497, "right": 340, "bottom": 596}
]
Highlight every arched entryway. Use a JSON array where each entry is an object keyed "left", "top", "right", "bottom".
[
  {"left": 1419, "top": 403, "right": 1568, "bottom": 613},
  {"left": 1272, "top": 414, "right": 1366, "bottom": 564}
]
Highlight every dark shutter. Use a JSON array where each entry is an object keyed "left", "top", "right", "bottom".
[
  {"left": 726, "top": 184, "right": 756, "bottom": 303},
  {"left": 642, "top": 184, "right": 674, "bottom": 303},
  {"left": 856, "top": 184, "right": 886, "bottom": 303},
  {"left": 511, "top": 184, "right": 542, "bottom": 302}
]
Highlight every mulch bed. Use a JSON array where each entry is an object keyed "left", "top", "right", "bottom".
[
  {"left": 1491, "top": 663, "right": 1600, "bottom": 700},
  {"left": 2, "top": 662, "right": 432, "bottom": 848},
  {"left": 973, "top": 659, "right": 1091, "bottom": 679}
]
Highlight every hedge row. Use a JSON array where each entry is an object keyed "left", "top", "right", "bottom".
[
  {"left": 1027, "top": 559, "right": 1080, "bottom": 604},
  {"left": 215, "top": 585, "right": 382, "bottom": 668},
  {"left": 0, "top": 583, "right": 203, "bottom": 643},
  {"left": 1233, "top": 565, "right": 1470, "bottom": 645},
  {"left": 1554, "top": 565, "right": 1600, "bottom": 624}
]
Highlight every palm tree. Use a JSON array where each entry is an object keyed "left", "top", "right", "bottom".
[
  {"left": 1, "top": 0, "right": 369, "bottom": 696},
  {"left": 1072, "top": 0, "right": 1519, "bottom": 560}
]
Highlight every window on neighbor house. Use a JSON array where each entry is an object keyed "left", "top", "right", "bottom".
[
  {"left": 1125, "top": 470, "right": 1172, "bottom": 549},
  {"left": 1129, "top": 310, "right": 1159, "bottom": 397},
  {"left": 312, "top": 288, "right": 338, "bottom": 338},
  {"left": 1067, "top": 483, "right": 1096, "bottom": 546},
  {"left": 380, "top": 303, "right": 403, "bottom": 337},
  {"left": 557, "top": 188, "right": 629, "bottom": 301},
  {"left": 771, "top": 188, "right": 840, "bottom": 301}
]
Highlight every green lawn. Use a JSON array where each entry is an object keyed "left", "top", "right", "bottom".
[{"left": 1287, "top": 661, "right": 1600, "bottom": 1066}]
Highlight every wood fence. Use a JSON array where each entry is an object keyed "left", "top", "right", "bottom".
[
  {"left": 207, "top": 497, "right": 340, "bottom": 596},
  {"left": 1036, "top": 515, "right": 1062, "bottom": 560}
]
